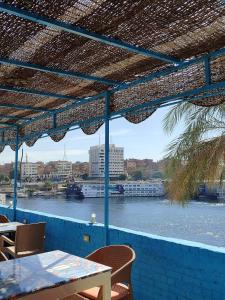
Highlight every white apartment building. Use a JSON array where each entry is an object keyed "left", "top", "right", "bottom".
[
  {"left": 89, "top": 144, "right": 124, "bottom": 178},
  {"left": 21, "top": 162, "right": 38, "bottom": 180},
  {"left": 51, "top": 161, "right": 72, "bottom": 180}
]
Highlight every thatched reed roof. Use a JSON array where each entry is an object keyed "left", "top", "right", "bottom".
[{"left": 0, "top": 0, "right": 224, "bottom": 150}]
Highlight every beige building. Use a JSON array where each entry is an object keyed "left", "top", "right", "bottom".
[
  {"left": 50, "top": 161, "right": 72, "bottom": 180},
  {"left": 21, "top": 162, "right": 39, "bottom": 180},
  {"left": 72, "top": 162, "right": 89, "bottom": 177},
  {"left": 89, "top": 144, "right": 124, "bottom": 178}
]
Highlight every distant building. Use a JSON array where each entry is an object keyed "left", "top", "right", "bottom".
[
  {"left": 89, "top": 144, "right": 124, "bottom": 178},
  {"left": 125, "top": 159, "right": 137, "bottom": 172},
  {"left": 125, "top": 158, "right": 156, "bottom": 171},
  {"left": 125, "top": 158, "right": 158, "bottom": 179},
  {"left": 72, "top": 162, "right": 89, "bottom": 177},
  {"left": 20, "top": 154, "right": 42, "bottom": 181},
  {"left": 50, "top": 161, "right": 72, "bottom": 181},
  {"left": 21, "top": 162, "right": 38, "bottom": 180},
  {"left": 0, "top": 163, "right": 13, "bottom": 177}
]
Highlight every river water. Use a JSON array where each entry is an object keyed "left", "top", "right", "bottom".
[{"left": 13, "top": 196, "right": 225, "bottom": 247}]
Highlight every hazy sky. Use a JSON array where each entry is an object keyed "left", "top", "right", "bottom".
[{"left": 0, "top": 107, "right": 183, "bottom": 163}]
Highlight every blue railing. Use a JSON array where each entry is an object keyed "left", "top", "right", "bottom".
[{"left": 1, "top": 204, "right": 225, "bottom": 300}]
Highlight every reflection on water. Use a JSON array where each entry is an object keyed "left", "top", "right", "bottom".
[{"left": 13, "top": 196, "right": 225, "bottom": 247}]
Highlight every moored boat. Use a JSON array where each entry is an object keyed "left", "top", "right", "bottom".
[
  {"left": 65, "top": 183, "right": 84, "bottom": 199},
  {"left": 81, "top": 183, "right": 124, "bottom": 198},
  {"left": 80, "top": 181, "right": 165, "bottom": 198}
]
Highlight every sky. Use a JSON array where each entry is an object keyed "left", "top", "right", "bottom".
[{"left": 0, "top": 107, "right": 183, "bottom": 164}]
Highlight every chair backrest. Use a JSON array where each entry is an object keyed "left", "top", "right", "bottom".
[
  {"left": 15, "top": 222, "right": 46, "bottom": 253},
  {"left": 86, "top": 245, "right": 136, "bottom": 275},
  {"left": 0, "top": 251, "right": 8, "bottom": 261},
  {"left": 0, "top": 215, "right": 9, "bottom": 223}
]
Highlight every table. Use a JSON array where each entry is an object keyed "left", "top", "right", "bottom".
[
  {"left": 0, "top": 222, "right": 22, "bottom": 234},
  {"left": 0, "top": 250, "right": 111, "bottom": 300}
]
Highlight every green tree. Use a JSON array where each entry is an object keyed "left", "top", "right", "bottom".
[
  {"left": 163, "top": 102, "right": 225, "bottom": 202},
  {"left": 42, "top": 181, "right": 53, "bottom": 191},
  {"left": 0, "top": 174, "right": 7, "bottom": 182},
  {"left": 118, "top": 174, "right": 127, "bottom": 180},
  {"left": 81, "top": 173, "right": 89, "bottom": 180},
  {"left": 151, "top": 171, "right": 163, "bottom": 179},
  {"left": 132, "top": 170, "right": 143, "bottom": 181}
]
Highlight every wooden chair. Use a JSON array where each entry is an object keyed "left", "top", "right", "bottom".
[
  {"left": 1, "top": 222, "right": 46, "bottom": 258},
  {"left": 0, "top": 215, "right": 9, "bottom": 223},
  {"left": 63, "top": 245, "right": 136, "bottom": 300},
  {"left": 0, "top": 251, "right": 8, "bottom": 261}
]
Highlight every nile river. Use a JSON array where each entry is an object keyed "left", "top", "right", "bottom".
[{"left": 14, "top": 196, "right": 225, "bottom": 247}]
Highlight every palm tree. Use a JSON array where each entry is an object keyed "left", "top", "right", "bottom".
[{"left": 163, "top": 101, "right": 225, "bottom": 202}]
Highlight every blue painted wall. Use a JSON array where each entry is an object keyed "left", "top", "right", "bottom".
[{"left": 1, "top": 205, "right": 225, "bottom": 300}]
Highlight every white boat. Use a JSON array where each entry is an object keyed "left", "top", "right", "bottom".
[
  {"left": 81, "top": 183, "right": 124, "bottom": 198},
  {"left": 81, "top": 181, "right": 165, "bottom": 198},
  {"left": 122, "top": 181, "right": 165, "bottom": 197},
  {"left": 32, "top": 191, "right": 54, "bottom": 197},
  {"left": 0, "top": 193, "right": 6, "bottom": 204},
  {"left": 17, "top": 190, "right": 28, "bottom": 198}
]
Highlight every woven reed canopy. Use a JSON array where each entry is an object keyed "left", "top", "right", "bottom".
[{"left": 0, "top": 0, "right": 224, "bottom": 151}]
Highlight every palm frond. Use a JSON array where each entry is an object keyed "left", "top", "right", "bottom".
[
  {"left": 163, "top": 101, "right": 225, "bottom": 203},
  {"left": 163, "top": 102, "right": 192, "bottom": 134},
  {"left": 166, "top": 135, "right": 225, "bottom": 202}
]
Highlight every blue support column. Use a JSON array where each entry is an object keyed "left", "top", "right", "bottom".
[
  {"left": 104, "top": 91, "right": 110, "bottom": 245},
  {"left": 53, "top": 113, "right": 57, "bottom": 129},
  {"left": 204, "top": 57, "right": 211, "bottom": 85},
  {"left": 13, "top": 128, "right": 19, "bottom": 221}
]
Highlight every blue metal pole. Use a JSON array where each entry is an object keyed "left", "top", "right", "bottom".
[
  {"left": 0, "top": 57, "right": 118, "bottom": 86},
  {"left": 104, "top": 91, "right": 110, "bottom": 245},
  {"left": 0, "top": 114, "right": 31, "bottom": 121},
  {"left": 0, "top": 103, "right": 53, "bottom": 112},
  {"left": 0, "top": 84, "right": 82, "bottom": 102},
  {"left": 21, "top": 92, "right": 105, "bottom": 128},
  {"left": 0, "top": 122, "right": 18, "bottom": 127},
  {"left": 53, "top": 114, "right": 57, "bottom": 129},
  {"left": 13, "top": 127, "right": 19, "bottom": 221},
  {"left": 204, "top": 57, "right": 211, "bottom": 85}
]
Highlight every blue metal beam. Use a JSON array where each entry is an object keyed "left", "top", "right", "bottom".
[
  {"left": 0, "top": 40, "right": 223, "bottom": 133},
  {"left": 17, "top": 114, "right": 106, "bottom": 144},
  {"left": 2, "top": 46, "right": 224, "bottom": 134},
  {"left": 0, "top": 122, "right": 17, "bottom": 127},
  {"left": 16, "top": 80, "right": 225, "bottom": 141},
  {"left": 112, "top": 46, "right": 225, "bottom": 94},
  {"left": 0, "top": 3, "right": 180, "bottom": 65},
  {"left": 116, "top": 88, "right": 225, "bottom": 119},
  {"left": 0, "top": 114, "right": 31, "bottom": 121},
  {"left": 13, "top": 127, "right": 19, "bottom": 221},
  {"left": 2, "top": 83, "right": 225, "bottom": 147},
  {"left": 104, "top": 91, "right": 110, "bottom": 245},
  {"left": 18, "top": 93, "right": 105, "bottom": 129},
  {"left": 0, "top": 84, "right": 83, "bottom": 101},
  {"left": 0, "top": 43, "right": 224, "bottom": 146},
  {"left": 0, "top": 57, "right": 118, "bottom": 86},
  {"left": 185, "top": 89, "right": 225, "bottom": 103},
  {"left": 0, "top": 103, "right": 53, "bottom": 112},
  {"left": 15, "top": 46, "right": 225, "bottom": 131},
  {"left": 110, "top": 81, "right": 225, "bottom": 117}
]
